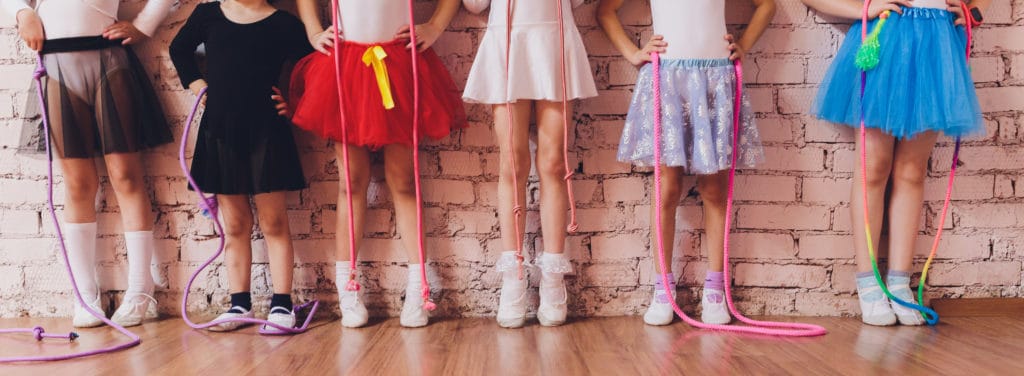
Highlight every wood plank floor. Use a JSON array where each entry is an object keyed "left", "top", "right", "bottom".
[{"left": 2, "top": 316, "right": 1023, "bottom": 375}]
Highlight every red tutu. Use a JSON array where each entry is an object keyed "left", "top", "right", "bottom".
[{"left": 290, "top": 40, "right": 467, "bottom": 149}]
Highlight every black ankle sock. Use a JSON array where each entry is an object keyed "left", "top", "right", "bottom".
[
  {"left": 229, "top": 292, "right": 252, "bottom": 313},
  {"left": 270, "top": 294, "right": 293, "bottom": 312}
]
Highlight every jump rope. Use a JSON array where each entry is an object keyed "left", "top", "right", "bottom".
[
  {"left": 501, "top": 0, "right": 580, "bottom": 279},
  {"left": 330, "top": 0, "right": 436, "bottom": 310},
  {"left": 0, "top": 60, "right": 140, "bottom": 362},
  {"left": 853, "top": 0, "right": 975, "bottom": 326}
]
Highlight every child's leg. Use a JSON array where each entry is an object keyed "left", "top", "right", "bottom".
[
  {"left": 644, "top": 166, "right": 684, "bottom": 326},
  {"left": 254, "top": 192, "right": 298, "bottom": 329},
  {"left": 696, "top": 171, "right": 731, "bottom": 324},
  {"left": 851, "top": 128, "right": 898, "bottom": 326},
  {"left": 884, "top": 131, "right": 939, "bottom": 326},
  {"left": 383, "top": 144, "right": 430, "bottom": 327},
  {"left": 333, "top": 143, "right": 371, "bottom": 328},
  {"left": 206, "top": 194, "right": 257, "bottom": 331},
  {"left": 494, "top": 102, "right": 533, "bottom": 252},
  {"left": 493, "top": 101, "right": 533, "bottom": 328},
  {"left": 534, "top": 100, "right": 573, "bottom": 326},
  {"left": 104, "top": 152, "right": 159, "bottom": 326},
  {"left": 58, "top": 157, "right": 104, "bottom": 327}
]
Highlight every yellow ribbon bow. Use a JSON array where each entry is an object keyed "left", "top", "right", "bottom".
[{"left": 362, "top": 46, "right": 395, "bottom": 110}]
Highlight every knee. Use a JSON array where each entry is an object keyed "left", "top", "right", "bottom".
[
  {"left": 338, "top": 174, "right": 370, "bottom": 197},
  {"left": 224, "top": 216, "right": 254, "bottom": 239},
  {"left": 697, "top": 180, "right": 727, "bottom": 205},
  {"left": 259, "top": 213, "right": 290, "bottom": 238},
  {"left": 536, "top": 152, "right": 565, "bottom": 181},
  {"left": 107, "top": 169, "right": 144, "bottom": 194},
  {"left": 892, "top": 161, "right": 928, "bottom": 186},
  {"left": 657, "top": 183, "right": 684, "bottom": 210},
  {"left": 386, "top": 175, "right": 416, "bottom": 198},
  {"left": 65, "top": 176, "right": 99, "bottom": 202},
  {"left": 864, "top": 155, "right": 894, "bottom": 187}
]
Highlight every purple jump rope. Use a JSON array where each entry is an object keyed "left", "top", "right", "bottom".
[
  {"left": 178, "top": 87, "right": 320, "bottom": 335},
  {"left": 0, "top": 60, "right": 142, "bottom": 363}
]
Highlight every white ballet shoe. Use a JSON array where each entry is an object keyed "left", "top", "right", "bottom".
[
  {"left": 537, "top": 279, "right": 567, "bottom": 327},
  {"left": 339, "top": 289, "right": 369, "bottom": 328},
  {"left": 208, "top": 307, "right": 255, "bottom": 332},
  {"left": 400, "top": 281, "right": 429, "bottom": 328},
  {"left": 73, "top": 294, "right": 105, "bottom": 328},
  {"left": 889, "top": 289, "right": 927, "bottom": 326},
  {"left": 262, "top": 307, "right": 297, "bottom": 334},
  {"left": 857, "top": 284, "right": 897, "bottom": 326},
  {"left": 497, "top": 276, "right": 528, "bottom": 328},
  {"left": 111, "top": 292, "right": 157, "bottom": 327},
  {"left": 644, "top": 286, "right": 676, "bottom": 326},
  {"left": 700, "top": 288, "right": 732, "bottom": 325}
]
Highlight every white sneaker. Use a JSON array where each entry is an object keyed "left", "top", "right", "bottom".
[
  {"left": 537, "top": 279, "right": 567, "bottom": 327},
  {"left": 889, "top": 289, "right": 926, "bottom": 326},
  {"left": 339, "top": 289, "right": 368, "bottom": 328},
  {"left": 644, "top": 286, "right": 676, "bottom": 326},
  {"left": 208, "top": 307, "right": 255, "bottom": 332},
  {"left": 262, "top": 307, "right": 297, "bottom": 334},
  {"left": 400, "top": 280, "right": 429, "bottom": 328},
  {"left": 857, "top": 284, "right": 897, "bottom": 326},
  {"left": 111, "top": 292, "right": 157, "bottom": 327},
  {"left": 73, "top": 294, "right": 105, "bottom": 328},
  {"left": 497, "top": 276, "right": 528, "bottom": 328},
  {"left": 700, "top": 288, "right": 732, "bottom": 325}
]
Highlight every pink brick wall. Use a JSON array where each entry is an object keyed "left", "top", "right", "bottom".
[{"left": 1, "top": 0, "right": 1023, "bottom": 318}]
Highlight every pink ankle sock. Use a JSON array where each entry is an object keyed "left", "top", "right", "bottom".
[{"left": 704, "top": 271, "right": 725, "bottom": 291}]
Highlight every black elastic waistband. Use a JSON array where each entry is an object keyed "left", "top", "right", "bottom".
[{"left": 41, "top": 36, "right": 124, "bottom": 54}]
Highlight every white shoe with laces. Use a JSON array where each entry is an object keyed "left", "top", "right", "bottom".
[
  {"left": 262, "top": 307, "right": 297, "bottom": 334},
  {"left": 73, "top": 294, "right": 105, "bottom": 328},
  {"left": 339, "top": 289, "right": 369, "bottom": 328},
  {"left": 889, "top": 288, "right": 926, "bottom": 326},
  {"left": 857, "top": 284, "right": 897, "bottom": 326},
  {"left": 111, "top": 292, "right": 157, "bottom": 327},
  {"left": 208, "top": 306, "right": 255, "bottom": 332},
  {"left": 644, "top": 286, "right": 676, "bottom": 326},
  {"left": 400, "top": 279, "right": 429, "bottom": 328}
]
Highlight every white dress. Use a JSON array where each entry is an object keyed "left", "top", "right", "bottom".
[
  {"left": 462, "top": 0, "right": 597, "bottom": 104},
  {"left": 336, "top": 0, "right": 408, "bottom": 44},
  {"left": 1, "top": 0, "right": 173, "bottom": 38},
  {"left": 651, "top": 0, "right": 729, "bottom": 60}
]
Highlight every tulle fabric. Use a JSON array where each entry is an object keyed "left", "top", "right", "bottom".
[
  {"left": 289, "top": 40, "right": 467, "bottom": 150},
  {"left": 812, "top": 7, "right": 983, "bottom": 139},
  {"left": 618, "top": 58, "right": 763, "bottom": 173}
]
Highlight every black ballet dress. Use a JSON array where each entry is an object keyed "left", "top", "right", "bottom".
[{"left": 169, "top": 3, "right": 313, "bottom": 194}]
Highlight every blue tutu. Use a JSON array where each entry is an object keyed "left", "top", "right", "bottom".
[
  {"left": 812, "top": 7, "right": 983, "bottom": 139},
  {"left": 618, "top": 58, "right": 763, "bottom": 172}
]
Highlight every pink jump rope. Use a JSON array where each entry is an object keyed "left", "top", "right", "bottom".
[
  {"left": 0, "top": 60, "right": 140, "bottom": 362},
  {"left": 330, "top": 0, "right": 436, "bottom": 310},
  {"left": 179, "top": 86, "right": 320, "bottom": 335},
  {"left": 854, "top": 1, "right": 974, "bottom": 326},
  {"left": 501, "top": 0, "right": 580, "bottom": 279},
  {"left": 650, "top": 53, "right": 826, "bottom": 336}
]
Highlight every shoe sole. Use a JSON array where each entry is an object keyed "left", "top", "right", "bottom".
[{"left": 497, "top": 317, "right": 526, "bottom": 328}]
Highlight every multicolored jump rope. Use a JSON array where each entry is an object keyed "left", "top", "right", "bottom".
[
  {"left": 330, "top": 0, "right": 435, "bottom": 310},
  {"left": 179, "top": 87, "right": 320, "bottom": 335},
  {"left": 853, "top": 0, "right": 975, "bottom": 326},
  {"left": 650, "top": 53, "right": 826, "bottom": 336},
  {"left": 0, "top": 60, "right": 140, "bottom": 362},
  {"left": 501, "top": 0, "right": 580, "bottom": 279}
]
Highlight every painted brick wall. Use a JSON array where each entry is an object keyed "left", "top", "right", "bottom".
[{"left": 1, "top": 0, "right": 1022, "bottom": 319}]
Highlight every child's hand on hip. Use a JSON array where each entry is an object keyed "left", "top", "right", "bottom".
[
  {"left": 311, "top": 26, "right": 340, "bottom": 55},
  {"left": 868, "top": 0, "right": 912, "bottom": 19},
  {"left": 271, "top": 87, "right": 289, "bottom": 117},
  {"left": 726, "top": 34, "right": 744, "bottom": 61},
  {"left": 946, "top": 0, "right": 968, "bottom": 25},
  {"left": 188, "top": 79, "right": 209, "bottom": 106},
  {"left": 15, "top": 9, "right": 45, "bottom": 51},
  {"left": 395, "top": 22, "right": 442, "bottom": 52},
  {"left": 629, "top": 35, "right": 667, "bottom": 67},
  {"left": 103, "top": 21, "right": 148, "bottom": 45}
]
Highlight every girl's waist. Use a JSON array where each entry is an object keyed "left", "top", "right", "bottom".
[
  {"left": 912, "top": 0, "right": 948, "bottom": 9},
  {"left": 40, "top": 36, "right": 124, "bottom": 54}
]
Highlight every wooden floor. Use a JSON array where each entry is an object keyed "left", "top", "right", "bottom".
[{"left": 2, "top": 315, "right": 1023, "bottom": 375}]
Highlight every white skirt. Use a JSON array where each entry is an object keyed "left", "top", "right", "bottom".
[{"left": 463, "top": 24, "right": 598, "bottom": 104}]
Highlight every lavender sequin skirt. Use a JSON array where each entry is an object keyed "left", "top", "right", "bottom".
[{"left": 618, "top": 58, "right": 763, "bottom": 173}]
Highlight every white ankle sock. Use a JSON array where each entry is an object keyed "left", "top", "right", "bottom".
[
  {"left": 406, "top": 263, "right": 424, "bottom": 303},
  {"left": 64, "top": 222, "right": 99, "bottom": 299},
  {"left": 124, "top": 231, "right": 155, "bottom": 295},
  {"left": 335, "top": 261, "right": 353, "bottom": 290}
]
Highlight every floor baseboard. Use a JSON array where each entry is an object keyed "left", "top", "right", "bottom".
[{"left": 931, "top": 298, "right": 1024, "bottom": 317}]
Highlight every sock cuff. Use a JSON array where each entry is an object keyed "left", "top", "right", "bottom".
[
  {"left": 855, "top": 271, "right": 875, "bottom": 279},
  {"left": 887, "top": 270, "right": 912, "bottom": 278},
  {"left": 335, "top": 261, "right": 353, "bottom": 273},
  {"left": 654, "top": 273, "right": 676, "bottom": 287}
]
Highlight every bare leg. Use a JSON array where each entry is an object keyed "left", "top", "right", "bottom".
[
  {"left": 334, "top": 143, "right": 371, "bottom": 263},
  {"left": 650, "top": 166, "right": 685, "bottom": 274},
  {"left": 851, "top": 129, "right": 896, "bottom": 273},
  {"left": 254, "top": 192, "right": 295, "bottom": 295},
  {"left": 697, "top": 171, "right": 729, "bottom": 273},
  {"left": 59, "top": 158, "right": 100, "bottom": 223},
  {"left": 886, "top": 131, "right": 938, "bottom": 272},
  {"left": 534, "top": 100, "right": 570, "bottom": 254},
  {"left": 218, "top": 195, "right": 254, "bottom": 294},
  {"left": 493, "top": 102, "right": 533, "bottom": 252},
  {"left": 383, "top": 144, "right": 422, "bottom": 263}
]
